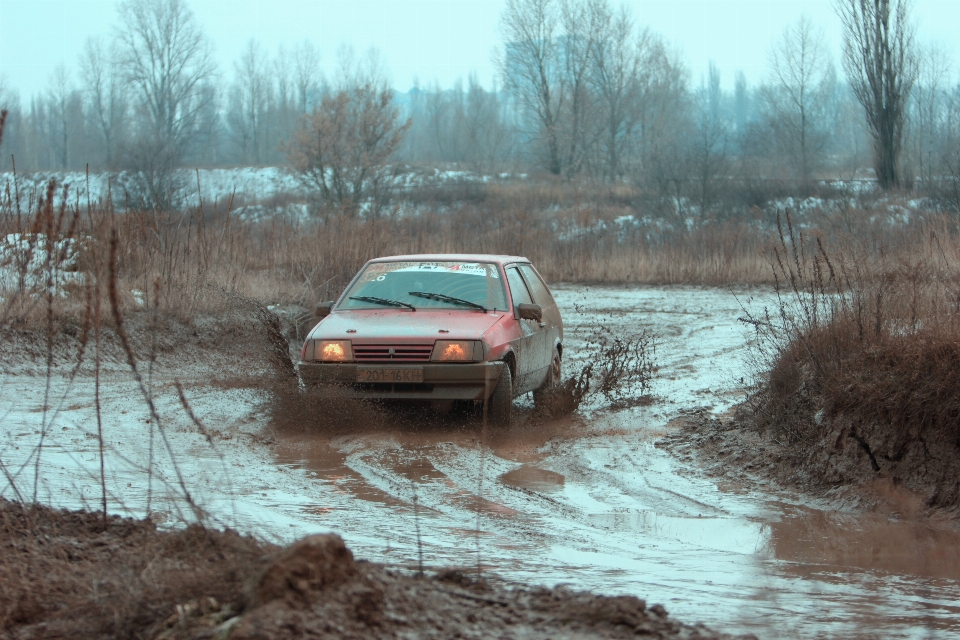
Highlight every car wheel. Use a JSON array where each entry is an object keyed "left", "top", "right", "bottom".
[
  {"left": 533, "top": 348, "right": 562, "bottom": 409},
  {"left": 487, "top": 362, "right": 513, "bottom": 427}
]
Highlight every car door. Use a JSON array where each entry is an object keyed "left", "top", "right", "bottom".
[
  {"left": 519, "top": 263, "right": 562, "bottom": 382},
  {"left": 505, "top": 265, "right": 547, "bottom": 393}
]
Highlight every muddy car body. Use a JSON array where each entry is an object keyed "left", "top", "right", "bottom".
[{"left": 297, "top": 254, "right": 563, "bottom": 424}]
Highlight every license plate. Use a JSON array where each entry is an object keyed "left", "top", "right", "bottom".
[{"left": 356, "top": 367, "right": 424, "bottom": 383}]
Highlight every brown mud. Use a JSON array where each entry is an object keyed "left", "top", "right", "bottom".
[
  {"left": 0, "top": 499, "right": 748, "bottom": 640},
  {"left": 10, "top": 284, "right": 960, "bottom": 638},
  {"left": 658, "top": 409, "right": 960, "bottom": 523}
]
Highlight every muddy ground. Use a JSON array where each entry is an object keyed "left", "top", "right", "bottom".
[
  {"left": 3, "top": 285, "right": 960, "bottom": 639},
  {"left": 656, "top": 409, "right": 960, "bottom": 522},
  {"left": 0, "top": 499, "right": 742, "bottom": 640}
]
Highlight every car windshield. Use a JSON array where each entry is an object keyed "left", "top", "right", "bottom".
[{"left": 339, "top": 261, "right": 508, "bottom": 311}]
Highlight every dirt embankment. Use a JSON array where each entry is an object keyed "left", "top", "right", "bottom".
[
  {"left": 0, "top": 500, "right": 749, "bottom": 640},
  {"left": 658, "top": 407, "right": 960, "bottom": 522}
]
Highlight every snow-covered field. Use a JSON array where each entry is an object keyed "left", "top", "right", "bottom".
[{"left": 1, "top": 166, "right": 935, "bottom": 226}]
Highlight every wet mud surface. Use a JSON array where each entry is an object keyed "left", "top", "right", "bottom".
[
  {"left": 4, "top": 285, "right": 960, "bottom": 638},
  {"left": 0, "top": 500, "right": 742, "bottom": 640}
]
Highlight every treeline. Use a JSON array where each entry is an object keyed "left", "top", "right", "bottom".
[{"left": 1, "top": 0, "right": 959, "bottom": 209}]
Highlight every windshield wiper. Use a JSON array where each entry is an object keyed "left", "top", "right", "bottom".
[
  {"left": 408, "top": 291, "right": 487, "bottom": 311},
  {"left": 349, "top": 296, "right": 416, "bottom": 311}
]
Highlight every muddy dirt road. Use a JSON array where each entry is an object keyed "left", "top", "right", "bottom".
[{"left": 3, "top": 285, "right": 960, "bottom": 639}]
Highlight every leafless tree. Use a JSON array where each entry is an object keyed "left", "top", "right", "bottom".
[
  {"left": 80, "top": 37, "right": 127, "bottom": 168},
  {"left": 293, "top": 40, "right": 323, "bottom": 114},
  {"left": 943, "top": 84, "right": 960, "bottom": 210},
  {"left": 229, "top": 39, "right": 271, "bottom": 164},
  {"left": 907, "top": 43, "right": 950, "bottom": 186},
  {"left": 836, "top": 0, "right": 917, "bottom": 189},
  {"left": 558, "top": 0, "right": 602, "bottom": 176},
  {"left": 733, "top": 71, "right": 751, "bottom": 135},
  {"left": 690, "top": 62, "right": 728, "bottom": 216},
  {"left": 762, "top": 16, "right": 831, "bottom": 184},
  {"left": 335, "top": 45, "right": 389, "bottom": 93},
  {"left": 463, "top": 76, "right": 514, "bottom": 172},
  {"left": 631, "top": 38, "right": 692, "bottom": 216},
  {"left": 115, "top": 0, "right": 217, "bottom": 156},
  {"left": 0, "top": 79, "right": 25, "bottom": 171},
  {"left": 498, "top": 0, "right": 608, "bottom": 176},
  {"left": 589, "top": 1, "right": 648, "bottom": 180},
  {"left": 498, "top": 0, "right": 565, "bottom": 174},
  {"left": 45, "top": 66, "right": 84, "bottom": 170},
  {"left": 288, "top": 85, "right": 411, "bottom": 217}
]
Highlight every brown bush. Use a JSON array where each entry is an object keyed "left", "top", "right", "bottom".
[{"left": 741, "top": 211, "right": 960, "bottom": 508}]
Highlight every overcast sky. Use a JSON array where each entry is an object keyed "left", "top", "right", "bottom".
[{"left": 1, "top": 0, "right": 958, "bottom": 100}]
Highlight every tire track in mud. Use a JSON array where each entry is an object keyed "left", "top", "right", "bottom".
[{"left": 251, "top": 285, "right": 960, "bottom": 639}]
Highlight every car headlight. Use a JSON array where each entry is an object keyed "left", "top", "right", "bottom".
[
  {"left": 307, "top": 339, "right": 353, "bottom": 362},
  {"left": 432, "top": 340, "right": 483, "bottom": 362}
]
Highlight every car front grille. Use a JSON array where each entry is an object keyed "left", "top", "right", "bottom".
[{"left": 352, "top": 344, "right": 433, "bottom": 362}]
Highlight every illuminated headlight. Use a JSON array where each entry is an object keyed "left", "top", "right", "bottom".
[
  {"left": 432, "top": 340, "right": 483, "bottom": 362},
  {"left": 305, "top": 339, "right": 353, "bottom": 362}
]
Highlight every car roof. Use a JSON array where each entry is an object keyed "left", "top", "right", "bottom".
[{"left": 368, "top": 253, "right": 532, "bottom": 265}]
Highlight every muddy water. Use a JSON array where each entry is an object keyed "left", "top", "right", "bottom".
[
  {"left": 5, "top": 285, "right": 960, "bottom": 638},
  {"left": 267, "top": 286, "right": 960, "bottom": 639}
]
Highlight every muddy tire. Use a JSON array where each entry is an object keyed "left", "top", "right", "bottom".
[
  {"left": 533, "top": 348, "right": 562, "bottom": 409},
  {"left": 487, "top": 363, "right": 513, "bottom": 427}
]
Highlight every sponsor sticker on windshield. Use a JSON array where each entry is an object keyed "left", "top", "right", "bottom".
[{"left": 362, "top": 262, "right": 499, "bottom": 281}]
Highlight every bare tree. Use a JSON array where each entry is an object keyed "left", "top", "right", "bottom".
[
  {"left": 498, "top": 0, "right": 565, "bottom": 174},
  {"left": 762, "top": 16, "right": 831, "bottom": 184},
  {"left": 45, "top": 66, "right": 84, "bottom": 170},
  {"left": 836, "top": 0, "right": 917, "bottom": 189},
  {"left": 632, "top": 38, "right": 692, "bottom": 217},
  {"left": 907, "top": 43, "right": 950, "bottom": 186},
  {"left": 733, "top": 71, "right": 751, "bottom": 135},
  {"left": 463, "top": 75, "right": 514, "bottom": 172},
  {"left": 228, "top": 39, "right": 271, "bottom": 164},
  {"left": 0, "top": 79, "right": 28, "bottom": 171},
  {"left": 557, "top": 0, "right": 602, "bottom": 176},
  {"left": 288, "top": 85, "right": 411, "bottom": 217},
  {"left": 690, "top": 62, "right": 728, "bottom": 216},
  {"left": 115, "top": 0, "right": 217, "bottom": 156},
  {"left": 80, "top": 37, "right": 127, "bottom": 168},
  {"left": 944, "top": 84, "right": 960, "bottom": 210},
  {"left": 589, "top": 1, "right": 647, "bottom": 180},
  {"left": 293, "top": 40, "right": 323, "bottom": 114}
]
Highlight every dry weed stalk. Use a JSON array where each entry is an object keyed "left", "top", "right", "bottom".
[
  {"left": 744, "top": 209, "right": 960, "bottom": 450},
  {"left": 108, "top": 230, "right": 202, "bottom": 522}
]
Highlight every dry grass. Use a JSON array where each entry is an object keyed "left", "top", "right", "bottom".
[
  {"left": 1, "top": 183, "right": 775, "bottom": 332},
  {"left": 740, "top": 211, "right": 960, "bottom": 507}
]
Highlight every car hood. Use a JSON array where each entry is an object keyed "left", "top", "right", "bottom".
[{"left": 309, "top": 309, "right": 506, "bottom": 342}]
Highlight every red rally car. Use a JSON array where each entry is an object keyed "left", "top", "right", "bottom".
[{"left": 297, "top": 254, "right": 563, "bottom": 425}]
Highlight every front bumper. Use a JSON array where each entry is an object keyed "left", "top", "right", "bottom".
[{"left": 297, "top": 361, "right": 504, "bottom": 400}]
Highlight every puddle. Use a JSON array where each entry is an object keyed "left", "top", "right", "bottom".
[
  {"left": 272, "top": 434, "right": 409, "bottom": 508},
  {"left": 768, "top": 505, "right": 960, "bottom": 581},
  {"left": 446, "top": 490, "right": 519, "bottom": 517},
  {"left": 589, "top": 511, "right": 768, "bottom": 555},
  {"left": 499, "top": 466, "right": 565, "bottom": 493}
]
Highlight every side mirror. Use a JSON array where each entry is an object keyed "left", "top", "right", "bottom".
[
  {"left": 314, "top": 301, "right": 335, "bottom": 318},
  {"left": 517, "top": 303, "right": 542, "bottom": 321}
]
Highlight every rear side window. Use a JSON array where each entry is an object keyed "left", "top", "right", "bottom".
[
  {"left": 506, "top": 267, "right": 532, "bottom": 306},
  {"left": 519, "top": 264, "right": 556, "bottom": 307}
]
